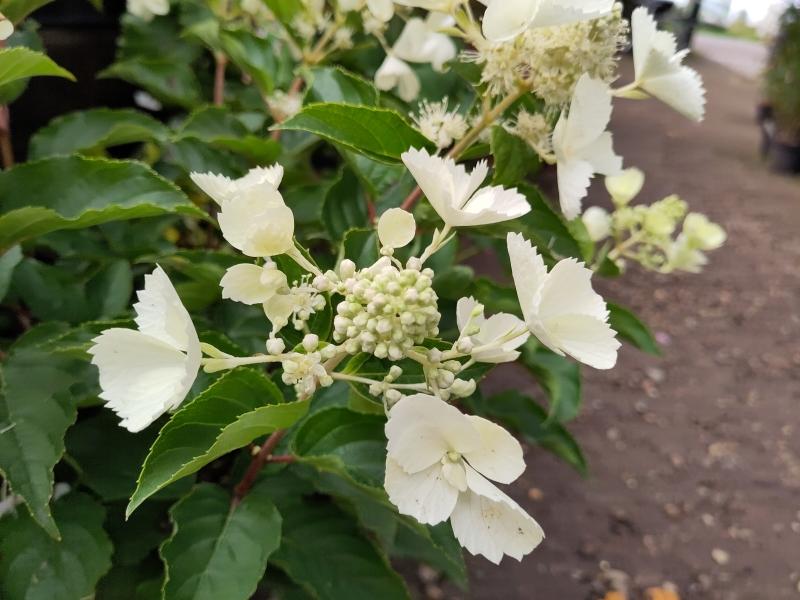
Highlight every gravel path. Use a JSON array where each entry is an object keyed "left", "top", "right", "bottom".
[{"left": 427, "top": 56, "right": 800, "bottom": 600}]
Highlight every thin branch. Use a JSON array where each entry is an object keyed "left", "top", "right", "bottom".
[
  {"left": 0, "top": 106, "right": 14, "bottom": 169},
  {"left": 231, "top": 429, "right": 286, "bottom": 506},
  {"left": 213, "top": 53, "right": 228, "bottom": 106},
  {"left": 270, "top": 76, "right": 305, "bottom": 141}
]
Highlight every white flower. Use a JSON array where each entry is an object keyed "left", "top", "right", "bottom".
[
  {"left": 266, "top": 91, "right": 303, "bottom": 122},
  {"left": 413, "top": 99, "right": 469, "bottom": 149},
  {"left": 401, "top": 148, "right": 530, "bottom": 227},
  {"left": 190, "top": 165, "right": 284, "bottom": 206},
  {"left": 127, "top": 0, "right": 169, "bottom": 21},
  {"left": 605, "top": 167, "right": 644, "bottom": 206},
  {"left": 393, "top": 0, "right": 459, "bottom": 11},
  {"left": 88, "top": 266, "right": 200, "bottom": 432},
  {"left": 220, "top": 263, "right": 289, "bottom": 304},
  {"left": 629, "top": 7, "right": 706, "bottom": 122},
  {"left": 552, "top": 74, "right": 622, "bottom": 219},
  {"left": 581, "top": 206, "right": 612, "bottom": 242},
  {"left": 375, "top": 55, "right": 420, "bottom": 102},
  {"left": 339, "top": 0, "right": 394, "bottom": 21},
  {"left": 393, "top": 14, "right": 457, "bottom": 73},
  {"left": 479, "top": 0, "right": 614, "bottom": 43},
  {"left": 456, "top": 297, "right": 528, "bottom": 363},
  {"left": 384, "top": 394, "right": 544, "bottom": 564},
  {"left": 681, "top": 213, "right": 726, "bottom": 251},
  {"left": 378, "top": 208, "right": 416, "bottom": 249},
  {"left": 507, "top": 232, "right": 620, "bottom": 369},
  {"left": 0, "top": 12, "right": 13, "bottom": 40}
]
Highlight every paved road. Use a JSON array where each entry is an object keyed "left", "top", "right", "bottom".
[{"left": 692, "top": 32, "right": 769, "bottom": 79}]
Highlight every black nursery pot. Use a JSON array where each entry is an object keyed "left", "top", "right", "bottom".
[{"left": 768, "top": 140, "right": 800, "bottom": 175}]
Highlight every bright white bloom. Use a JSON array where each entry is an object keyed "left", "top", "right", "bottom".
[
  {"left": 375, "top": 55, "right": 420, "bottom": 102},
  {"left": 281, "top": 351, "right": 333, "bottom": 398},
  {"left": 507, "top": 232, "right": 620, "bottom": 369},
  {"left": 393, "top": 14, "right": 457, "bottom": 72},
  {"left": 339, "top": 0, "right": 394, "bottom": 21},
  {"left": 401, "top": 148, "right": 530, "bottom": 227},
  {"left": 629, "top": 7, "right": 706, "bottom": 122},
  {"left": 88, "top": 266, "right": 200, "bottom": 432},
  {"left": 190, "top": 165, "right": 284, "bottom": 206},
  {"left": 384, "top": 394, "right": 544, "bottom": 564},
  {"left": 456, "top": 297, "right": 528, "bottom": 363},
  {"left": 479, "top": 0, "right": 614, "bottom": 43},
  {"left": 413, "top": 99, "right": 469, "bottom": 149},
  {"left": 127, "top": 0, "right": 169, "bottom": 21},
  {"left": 378, "top": 208, "right": 416, "bottom": 249},
  {"left": 393, "top": 0, "right": 459, "bottom": 11},
  {"left": 552, "top": 74, "right": 622, "bottom": 219},
  {"left": 220, "top": 263, "right": 289, "bottom": 304},
  {"left": 605, "top": 167, "right": 644, "bottom": 206},
  {"left": 0, "top": 12, "right": 13, "bottom": 40},
  {"left": 581, "top": 206, "right": 612, "bottom": 241}
]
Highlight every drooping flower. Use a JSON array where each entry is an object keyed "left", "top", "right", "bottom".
[
  {"left": 374, "top": 54, "right": 420, "bottom": 102},
  {"left": 479, "top": 0, "right": 614, "bottom": 43},
  {"left": 456, "top": 297, "right": 528, "bottom": 363},
  {"left": 393, "top": 13, "right": 457, "bottom": 73},
  {"left": 552, "top": 74, "right": 622, "bottom": 219},
  {"left": 377, "top": 208, "right": 416, "bottom": 249},
  {"left": 628, "top": 7, "right": 706, "bottom": 122},
  {"left": 220, "top": 262, "right": 289, "bottom": 305},
  {"left": 126, "top": 0, "right": 170, "bottom": 21},
  {"left": 384, "top": 394, "right": 544, "bottom": 564},
  {"left": 401, "top": 148, "right": 530, "bottom": 227},
  {"left": 507, "top": 232, "right": 620, "bottom": 369},
  {"left": 88, "top": 266, "right": 200, "bottom": 432}
]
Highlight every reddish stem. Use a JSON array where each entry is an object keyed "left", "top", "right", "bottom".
[
  {"left": 266, "top": 454, "right": 296, "bottom": 464},
  {"left": 0, "top": 105, "right": 14, "bottom": 169},
  {"left": 213, "top": 53, "right": 227, "bottom": 107},
  {"left": 232, "top": 429, "right": 286, "bottom": 506},
  {"left": 270, "top": 76, "right": 306, "bottom": 141},
  {"left": 399, "top": 187, "right": 423, "bottom": 212}
]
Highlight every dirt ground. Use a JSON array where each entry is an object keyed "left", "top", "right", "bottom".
[{"left": 424, "top": 57, "right": 800, "bottom": 600}]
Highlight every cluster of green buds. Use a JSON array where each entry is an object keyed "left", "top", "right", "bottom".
[
  {"left": 583, "top": 168, "right": 726, "bottom": 274},
  {"left": 331, "top": 256, "right": 440, "bottom": 360}
]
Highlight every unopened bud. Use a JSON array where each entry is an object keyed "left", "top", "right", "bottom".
[
  {"left": 450, "top": 378, "right": 476, "bottom": 398},
  {"left": 384, "top": 389, "right": 402, "bottom": 404},
  {"left": 339, "top": 259, "right": 356, "bottom": 280},
  {"left": 266, "top": 338, "right": 286, "bottom": 355},
  {"left": 302, "top": 334, "right": 319, "bottom": 352},
  {"left": 313, "top": 275, "right": 332, "bottom": 292},
  {"left": 428, "top": 348, "right": 442, "bottom": 363},
  {"left": 456, "top": 337, "right": 474, "bottom": 353}
]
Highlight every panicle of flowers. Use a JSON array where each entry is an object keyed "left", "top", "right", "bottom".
[
  {"left": 412, "top": 99, "right": 469, "bottom": 150},
  {"left": 470, "top": 5, "right": 628, "bottom": 105},
  {"left": 582, "top": 168, "right": 726, "bottom": 273}
]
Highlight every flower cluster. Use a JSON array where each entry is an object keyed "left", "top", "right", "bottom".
[{"left": 581, "top": 168, "right": 726, "bottom": 273}]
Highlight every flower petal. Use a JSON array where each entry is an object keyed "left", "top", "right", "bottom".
[
  {"left": 375, "top": 55, "right": 420, "bottom": 102},
  {"left": 456, "top": 296, "right": 482, "bottom": 333},
  {"left": 463, "top": 416, "right": 525, "bottom": 484},
  {"left": 542, "top": 313, "right": 620, "bottom": 369},
  {"left": 133, "top": 265, "right": 195, "bottom": 351},
  {"left": 401, "top": 148, "right": 453, "bottom": 223},
  {"left": 190, "top": 172, "right": 236, "bottom": 205},
  {"left": 556, "top": 158, "right": 594, "bottom": 220},
  {"left": 220, "top": 264, "right": 280, "bottom": 305},
  {"left": 237, "top": 164, "right": 285, "bottom": 189},
  {"left": 506, "top": 232, "right": 547, "bottom": 325},
  {"left": 456, "top": 185, "right": 530, "bottom": 226},
  {"left": 482, "top": 0, "right": 542, "bottom": 42},
  {"left": 530, "top": 0, "right": 614, "bottom": 29},
  {"left": 88, "top": 329, "right": 199, "bottom": 432},
  {"left": 384, "top": 458, "right": 459, "bottom": 525},
  {"left": 472, "top": 312, "right": 528, "bottom": 363},
  {"left": 386, "top": 394, "right": 480, "bottom": 474},
  {"left": 450, "top": 466, "right": 545, "bottom": 564},
  {"left": 377, "top": 208, "right": 416, "bottom": 249},
  {"left": 605, "top": 167, "right": 645, "bottom": 205},
  {"left": 538, "top": 257, "right": 607, "bottom": 322}
]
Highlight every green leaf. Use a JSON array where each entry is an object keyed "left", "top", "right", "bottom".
[
  {"left": 28, "top": 108, "right": 169, "bottom": 160},
  {"left": 0, "top": 325, "right": 94, "bottom": 537},
  {"left": 276, "top": 103, "right": 433, "bottom": 163},
  {"left": 99, "top": 58, "right": 202, "bottom": 108},
  {"left": 465, "top": 390, "right": 587, "bottom": 474},
  {"left": 292, "top": 407, "right": 386, "bottom": 485},
  {"left": 127, "top": 369, "right": 308, "bottom": 516},
  {"left": 220, "top": 29, "right": 282, "bottom": 93},
  {"left": 608, "top": 302, "right": 661, "bottom": 356},
  {"left": 0, "top": 245, "right": 22, "bottom": 301},
  {"left": 342, "top": 227, "right": 379, "bottom": 268},
  {"left": 0, "top": 0, "right": 53, "bottom": 22},
  {"left": 520, "top": 341, "right": 581, "bottom": 423},
  {"left": 262, "top": 481, "right": 409, "bottom": 600},
  {"left": 0, "top": 156, "right": 204, "bottom": 251},
  {"left": 490, "top": 126, "right": 539, "bottom": 187},
  {"left": 160, "top": 483, "right": 282, "bottom": 600},
  {"left": 307, "top": 66, "right": 378, "bottom": 105},
  {"left": 0, "top": 47, "right": 74, "bottom": 88},
  {"left": 0, "top": 492, "right": 112, "bottom": 600},
  {"left": 322, "top": 169, "right": 369, "bottom": 242}
]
